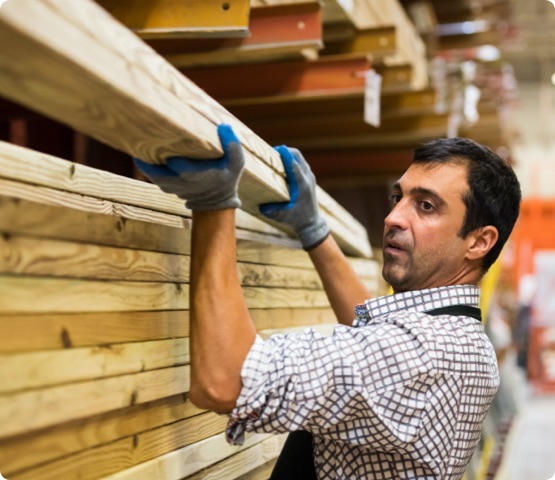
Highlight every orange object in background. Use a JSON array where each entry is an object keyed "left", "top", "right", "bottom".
[
  {"left": 511, "top": 199, "right": 555, "bottom": 285},
  {"left": 510, "top": 199, "right": 555, "bottom": 393}
]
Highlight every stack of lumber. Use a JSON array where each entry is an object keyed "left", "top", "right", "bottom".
[
  {"left": 0, "top": 142, "right": 379, "bottom": 479},
  {"left": 0, "top": 0, "right": 380, "bottom": 478},
  {"left": 320, "top": 0, "right": 429, "bottom": 90}
]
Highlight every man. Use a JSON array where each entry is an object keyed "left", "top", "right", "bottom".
[{"left": 135, "top": 125, "right": 521, "bottom": 479}]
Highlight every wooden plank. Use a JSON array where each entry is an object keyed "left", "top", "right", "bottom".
[
  {"left": 0, "top": 338, "right": 189, "bottom": 394},
  {"left": 0, "top": 185, "right": 296, "bottom": 256},
  {"left": 0, "top": 0, "right": 371, "bottom": 256},
  {"left": 0, "top": 276, "right": 330, "bottom": 313},
  {"left": 0, "top": 365, "right": 191, "bottom": 438},
  {"left": 0, "top": 0, "right": 289, "bottom": 206},
  {"left": 0, "top": 179, "right": 375, "bottom": 267},
  {"left": 234, "top": 457, "right": 277, "bottom": 480},
  {"left": 185, "top": 436, "right": 285, "bottom": 480},
  {"left": 151, "top": 2, "right": 322, "bottom": 67},
  {"left": 95, "top": 0, "right": 251, "bottom": 39},
  {"left": 103, "top": 433, "right": 279, "bottom": 480},
  {"left": 181, "top": 55, "right": 369, "bottom": 100},
  {"left": 0, "top": 323, "right": 335, "bottom": 394},
  {"left": 0, "top": 233, "right": 326, "bottom": 289},
  {"left": 13, "top": 412, "right": 229, "bottom": 480},
  {"left": 0, "top": 141, "right": 286, "bottom": 239},
  {"left": 0, "top": 394, "right": 204, "bottom": 475},
  {"left": 0, "top": 308, "right": 337, "bottom": 353}
]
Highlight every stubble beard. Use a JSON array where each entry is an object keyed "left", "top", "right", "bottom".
[{"left": 382, "top": 250, "right": 414, "bottom": 293}]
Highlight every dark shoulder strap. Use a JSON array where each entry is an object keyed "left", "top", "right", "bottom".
[
  {"left": 270, "top": 304, "right": 482, "bottom": 479},
  {"left": 270, "top": 430, "right": 318, "bottom": 480},
  {"left": 426, "top": 305, "right": 482, "bottom": 322}
]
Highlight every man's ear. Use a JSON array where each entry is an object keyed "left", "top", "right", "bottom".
[{"left": 466, "top": 226, "right": 499, "bottom": 261}]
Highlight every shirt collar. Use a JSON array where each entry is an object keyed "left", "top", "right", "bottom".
[{"left": 354, "top": 285, "right": 481, "bottom": 327}]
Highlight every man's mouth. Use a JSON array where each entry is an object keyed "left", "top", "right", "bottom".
[{"left": 384, "top": 239, "right": 406, "bottom": 255}]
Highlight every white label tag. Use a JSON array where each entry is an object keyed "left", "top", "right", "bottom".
[{"left": 364, "top": 70, "right": 382, "bottom": 127}]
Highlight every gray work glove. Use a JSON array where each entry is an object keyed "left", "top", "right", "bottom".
[
  {"left": 260, "top": 146, "right": 329, "bottom": 250},
  {"left": 134, "top": 124, "right": 244, "bottom": 211}
]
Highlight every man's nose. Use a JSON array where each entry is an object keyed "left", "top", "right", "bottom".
[{"left": 384, "top": 201, "right": 410, "bottom": 230}]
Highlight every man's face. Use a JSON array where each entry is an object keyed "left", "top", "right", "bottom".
[{"left": 382, "top": 161, "right": 474, "bottom": 292}]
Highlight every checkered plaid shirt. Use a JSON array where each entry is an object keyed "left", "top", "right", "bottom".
[{"left": 227, "top": 285, "right": 499, "bottom": 479}]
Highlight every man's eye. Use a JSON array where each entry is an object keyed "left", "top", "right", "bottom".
[
  {"left": 390, "top": 194, "right": 401, "bottom": 205},
  {"left": 421, "top": 201, "right": 434, "bottom": 211}
]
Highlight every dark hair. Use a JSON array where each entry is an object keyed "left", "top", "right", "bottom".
[{"left": 413, "top": 137, "right": 521, "bottom": 273}]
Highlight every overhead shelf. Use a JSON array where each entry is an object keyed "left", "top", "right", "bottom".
[
  {"left": 147, "top": 2, "right": 323, "bottom": 67},
  {"left": 95, "top": 0, "right": 251, "bottom": 39}
]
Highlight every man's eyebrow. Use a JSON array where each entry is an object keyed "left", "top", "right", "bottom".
[{"left": 390, "top": 183, "right": 447, "bottom": 207}]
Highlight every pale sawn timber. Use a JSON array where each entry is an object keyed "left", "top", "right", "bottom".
[{"left": 0, "top": 1, "right": 371, "bottom": 257}]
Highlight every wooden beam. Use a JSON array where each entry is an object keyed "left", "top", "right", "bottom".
[
  {"left": 0, "top": 308, "right": 338, "bottom": 353},
  {"left": 10, "top": 412, "right": 228, "bottom": 480},
  {"left": 148, "top": 2, "right": 323, "bottom": 67},
  {"left": 0, "top": 1, "right": 371, "bottom": 257},
  {"left": 0, "top": 338, "right": 191, "bottom": 394},
  {"left": 0, "top": 233, "right": 329, "bottom": 289},
  {"left": 0, "top": 365, "right": 191, "bottom": 438},
  {"left": 0, "top": 186, "right": 377, "bottom": 278},
  {"left": 101, "top": 433, "right": 280, "bottom": 480},
  {"left": 95, "top": 0, "right": 251, "bottom": 39},
  {"left": 0, "top": 275, "right": 330, "bottom": 313},
  {"left": 181, "top": 55, "right": 370, "bottom": 100},
  {"left": 0, "top": 395, "right": 203, "bottom": 475},
  {"left": 184, "top": 436, "right": 284, "bottom": 480}
]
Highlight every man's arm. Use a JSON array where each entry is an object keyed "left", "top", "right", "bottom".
[
  {"left": 189, "top": 209, "right": 255, "bottom": 413},
  {"left": 260, "top": 146, "right": 370, "bottom": 326},
  {"left": 134, "top": 124, "right": 250, "bottom": 413},
  {"left": 308, "top": 235, "right": 371, "bottom": 326}
]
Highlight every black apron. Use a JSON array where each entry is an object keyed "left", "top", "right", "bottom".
[{"left": 269, "top": 304, "right": 482, "bottom": 480}]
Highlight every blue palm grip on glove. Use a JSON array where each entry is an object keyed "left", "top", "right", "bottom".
[
  {"left": 134, "top": 124, "right": 244, "bottom": 211},
  {"left": 260, "top": 146, "right": 329, "bottom": 250}
]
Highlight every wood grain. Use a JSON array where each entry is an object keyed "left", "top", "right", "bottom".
[
  {"left": 0, "top": 276, "right": 330, "bottom": 313},
  {"left": 0, "top": 365, "right": 191, "bottom": 438},
  {"left": 13, "top": 412, "right": 228, "bottom": 480},
  {"left": 184, "top": 435, "right": 285, "bottom": 480},
  {"left": 103, "top": 433, "right": 278, "bottom": 480},
  {"left": 0, "top": 394, "right": 204, "bottom": 475},
  {"left": 0, "top": 141, "right": 285, "bottom": 238},
  {"left": 0, "top": 323, "right": 336, "bottom": 393},
  {"left": 0, "top": 232, "right": 326, "bottom": 289},
  {"left": 0, "top": 338, "right": 189, "bottom": 394},
  {"left": 0, "top": 0, "right": 371, "bottom": 256},
  {"left": 0, "top": 308, "right": 337, "bottom": 353}
]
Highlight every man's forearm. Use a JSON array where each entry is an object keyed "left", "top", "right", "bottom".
[
  {"left": 189, "top": 209, "right": 256, "bottom": 413},
  {"left": 309, "top": 235, "right": 371, "bottom": 326}
]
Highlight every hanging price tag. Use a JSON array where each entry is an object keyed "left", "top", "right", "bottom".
[{"left": 364, "top": 69, "right": 382, "bottom": 127}]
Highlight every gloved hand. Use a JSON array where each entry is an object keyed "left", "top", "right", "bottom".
[
  {"left": 134, "top": 124, "right": 244, "bottom": 211},
  {"left": 260, "top": 146, "right": 329, "bottom": 251}
]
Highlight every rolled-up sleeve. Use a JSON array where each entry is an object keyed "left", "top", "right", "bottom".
[{"left": 226, "top": 320, "right": 434, "bottom": 449}]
